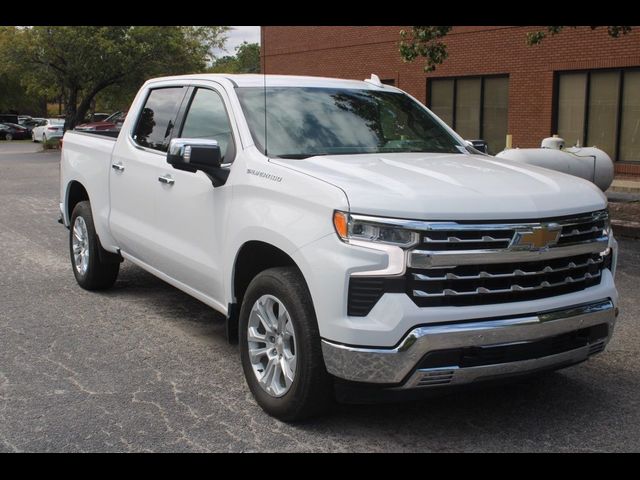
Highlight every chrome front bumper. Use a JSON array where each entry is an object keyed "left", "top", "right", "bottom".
[{"left": 321, "top": 299, "right": 616, "bottom": 388}]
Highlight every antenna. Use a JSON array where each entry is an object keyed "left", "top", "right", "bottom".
[
  {"left": 262, "top": 27, "right": 268, "bottom": 157},
  {"left": 364, "top": 73, "right": 383, "bottom": 87}
]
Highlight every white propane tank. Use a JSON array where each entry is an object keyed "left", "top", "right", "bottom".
[
  {"left": 541, "top": 135, "right": 565, "bottom": 150},
  {"left": 496, "top": 145, "right": 614, "bottom": 191}
]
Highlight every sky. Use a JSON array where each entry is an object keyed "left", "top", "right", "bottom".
[{"left": 213, "top": 26, "right": 261, "bottom": 57}]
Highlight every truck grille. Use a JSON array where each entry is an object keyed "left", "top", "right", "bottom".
[
  {"left": 346, "top": 210, "right": 611, "bottom": 316},
  {"left": 407, "top": 210, "right": 610, "bottom": 308},
  {"left": 418, "top": 210, "right": 608, "bottom": 251},
  {"left": 409, "top": 253, "right": 606, "bottom": 307}
]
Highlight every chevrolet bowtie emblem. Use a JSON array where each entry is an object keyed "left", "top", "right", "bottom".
[{"left": 511, "top": 225, "right": 561, "bottom": 250}]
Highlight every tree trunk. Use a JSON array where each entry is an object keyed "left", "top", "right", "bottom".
[
  {"left": 64, "top": 87, "right": 79, "bottom": 132},
  {"left": 69, "top": 76, "right": 125, "bottom": 131}
]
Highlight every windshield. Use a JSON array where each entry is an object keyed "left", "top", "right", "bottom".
[
  {"left": 236, "top": 87, "right": 464, "bottom": 158},
  {"left": 49, "top": 119, "right": 65, "bottom": 125}
]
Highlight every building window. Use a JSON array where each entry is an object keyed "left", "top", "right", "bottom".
[
  {"left": 381, "top": 78, "right": 395, "bottom": 86},
  {"left": 556, "top": 69, "right": 640, "bottom": 162},
  {"left": 428, "top": 75, "right": 509, "bottom": 155}
]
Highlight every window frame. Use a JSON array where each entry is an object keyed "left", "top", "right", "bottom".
[
  {"left": 553, "top": 67, "right": 640, "bottom": 163},
  {"left": 427, "top": 74, "right": 509, "bottom": 150}
]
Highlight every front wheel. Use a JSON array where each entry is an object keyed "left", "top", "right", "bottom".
[
  {"left": 239, "top": 267, "right": 333, "bottom": 421},
  {"left": 69, "top": 201, "right": 120, "bottom": 290},
  {"left": 5, "top": 133, "right": 13, "bottom": 141}
]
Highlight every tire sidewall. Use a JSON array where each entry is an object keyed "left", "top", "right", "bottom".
[
  {"left": 69, "top": 201, "right": 99, "bottom": 287},
  {"left": 239, "top": 268, "right": 326, "bottom": 419}
]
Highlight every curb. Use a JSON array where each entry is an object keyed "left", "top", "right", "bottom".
[
  {"left": 609, "top": 187, "right": 640, "bottom": 194},
  {"left": 612, "top": 219, "right": 640, "bottom": 240}
]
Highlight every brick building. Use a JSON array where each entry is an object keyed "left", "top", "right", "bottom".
[{"left": 262, "top": 26, "right": 640, "bottom": 176}]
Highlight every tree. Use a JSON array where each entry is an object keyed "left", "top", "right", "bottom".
[
  {"left": 2, "top": 26, "right": 230, "bottom": 129},
  {"left": 208, "top": 42, "right": 260, "bottom": 74},
  {"left": 400, "top": 26, "right": 633, "bottom": 72}
]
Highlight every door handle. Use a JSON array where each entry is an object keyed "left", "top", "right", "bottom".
[
  {"left": 158, "top": 175, "right": 175, "bottom": 185},
  {"left": 111, "top": 163, "right": 125, "bottom": 172}
]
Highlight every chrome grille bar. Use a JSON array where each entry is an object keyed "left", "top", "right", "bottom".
[
  {"left": 412, "top": 256, "right": 603, "bottom": 281},
  {"left": 413, "top": 271, "right": 601, "bottom": 298},
  {"left": 409, "top": 237, "right": 609, "bottom": 268},
  {"left": 423, "top": 235, "right": 513, "bottom": 243}
]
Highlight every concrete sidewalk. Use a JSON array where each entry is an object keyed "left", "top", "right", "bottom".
[
  {"left": 608, "top": 177, "right": 640, "bottom": 195},
  {"left": 607, "top": 177, "right": 640, "bottom": 240}
]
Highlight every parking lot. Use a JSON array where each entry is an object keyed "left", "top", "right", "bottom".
[{"left": 1, "top": 140, "right": 639, "bottom": 452}]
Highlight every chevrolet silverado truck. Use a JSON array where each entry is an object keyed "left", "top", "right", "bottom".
[{"left": 59, "top": 74, "right": 619, "bottom": 420}]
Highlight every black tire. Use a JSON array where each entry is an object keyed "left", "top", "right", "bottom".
[
  {"left": 5, "top": 133, "right": 12, "bottom": 141},
  {"left": 239, "top": 267, "right": 334, "bottom": 421},
  {"left": 69, "top": 201, "right": 120, "bottom": 290}
]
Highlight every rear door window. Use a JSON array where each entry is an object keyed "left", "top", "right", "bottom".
[{"left": 133, "top": 87, "right": 186, "bottom": 152}]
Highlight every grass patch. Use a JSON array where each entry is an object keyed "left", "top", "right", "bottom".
[{"left": 43, "top": 138, "right": 61, "bottom": 150}]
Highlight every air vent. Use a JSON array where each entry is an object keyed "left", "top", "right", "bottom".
[{"left": 416, "top": 369, "right": 456, "bottom": 386}]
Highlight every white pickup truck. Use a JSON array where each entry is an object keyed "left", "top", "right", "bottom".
[{"left": 60, "top": 74, "right": 619, "bottom": 420}]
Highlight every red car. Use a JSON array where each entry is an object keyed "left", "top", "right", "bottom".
[{"left": 75, "top": 111, "right": 127, "bottom": 132}]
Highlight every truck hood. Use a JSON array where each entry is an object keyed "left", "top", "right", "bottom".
[{"left": 272, "top": 152, "right": 607, "bottom": 220}]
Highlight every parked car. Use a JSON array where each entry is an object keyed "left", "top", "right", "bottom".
[
  {"left": 0, "top": 113, "right": 20, "bottom": 125},
  {"left": 59, "top": 74, "right": 618, "bottom": 421},
  {"left": 19, "top": 118, "right": 46, "bottom": 134},
  {"left": 88, "top": 112, "right": 111, "bottom": 122},
  {"left": 0, "top": 122, "right": 31, "bottom": 140},
  {"left": 31, "top": 118, "right": 65, "bottom": 142},
  {"left": 75, "top": 111, "right": 127, "bottom": 132}
]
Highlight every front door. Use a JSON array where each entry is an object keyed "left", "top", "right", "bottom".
[{"left": 150, "top": 86, "right": 237, "bottom": 305}]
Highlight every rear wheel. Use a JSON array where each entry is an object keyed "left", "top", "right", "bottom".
[
  {"left": 239, "top": 267, "right": 333, "bottom": 421},
  {"left": 69, "top": 201, "right": 120, "bottom": 290}
]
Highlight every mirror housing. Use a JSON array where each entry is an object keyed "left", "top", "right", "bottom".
[
  {"left": 465, "top": 139, "right": 488, "bottom": 154},
  {"left": 167, "top": 138, "right": 221, "bottom": 172},
  {"left": 167, "top": 138, "right": 229, "bottom": 186}
]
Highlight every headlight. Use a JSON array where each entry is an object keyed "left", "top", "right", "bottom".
[{"left": 333, "top": 211, "right": 418, "bottom": 248}]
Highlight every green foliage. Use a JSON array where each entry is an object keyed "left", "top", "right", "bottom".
[
  {"left": 527, "top": 26, "right": 632, "bottom": 45},
  {"left": 399, "top": 27, "right": 452, "bottom": 72},
  {"left": 209, "top": 42, "right": 261, "bottom": 74},
  {"left": 42, "top": 137, "right": 61, "bottom": 150},
  {"left": 1, "top": 26, "right": 230, "bottom": 128},
  {"left": 400, "top": 26, "right": 633, "bottom": 72}
]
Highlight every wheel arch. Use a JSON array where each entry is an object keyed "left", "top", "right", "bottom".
[
  {"left": 65, "top": 180, "right": 91, "bottom": 222},
  {"left": 228, "top": 240, "right": 311, "bottom": 344}
]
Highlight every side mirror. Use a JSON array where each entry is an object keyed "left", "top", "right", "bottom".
[
  {"left": 167, "top": 138, "right": 221, "bottom": 172},
  {"left": 465, "top": 139, "right": 488, "bottom": 154},
  {"left": 166, "top": 138, "right": 229, "bottom": 187}
]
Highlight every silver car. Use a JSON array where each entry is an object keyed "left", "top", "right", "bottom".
[{"left": 31, "top": 118, "right": 65, "bottom": 142}]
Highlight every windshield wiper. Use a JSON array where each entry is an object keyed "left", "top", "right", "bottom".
[{"left": 275, "top": 153, "right": 329, "bottom": 159}]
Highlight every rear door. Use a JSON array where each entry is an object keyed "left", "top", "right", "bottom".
[{"left": 109, "top": 86, "right": 188, "bottom": 264}]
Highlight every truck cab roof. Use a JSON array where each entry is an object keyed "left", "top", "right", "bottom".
[{"left": 145, "top": 73, "right": 400, "bottom": 91}]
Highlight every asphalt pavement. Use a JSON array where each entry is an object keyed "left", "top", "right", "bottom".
[{"left": 1, "top": 140, "right": 639, "bottom": 452}]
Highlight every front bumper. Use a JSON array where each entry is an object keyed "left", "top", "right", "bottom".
[{"left": 321, "top": 299, "right": 616, "bottom": 388}]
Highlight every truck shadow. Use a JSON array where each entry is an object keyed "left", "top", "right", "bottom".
[
  {"left": 97, "top": 263, "right": 633, "bottom": 449},
  {"left": 309, "top": 369, "right": 631, "bottom": 451}
]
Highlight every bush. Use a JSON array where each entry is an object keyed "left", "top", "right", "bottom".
[{"left": 42, "top": 138, "right": 60, "bottom": 150}]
